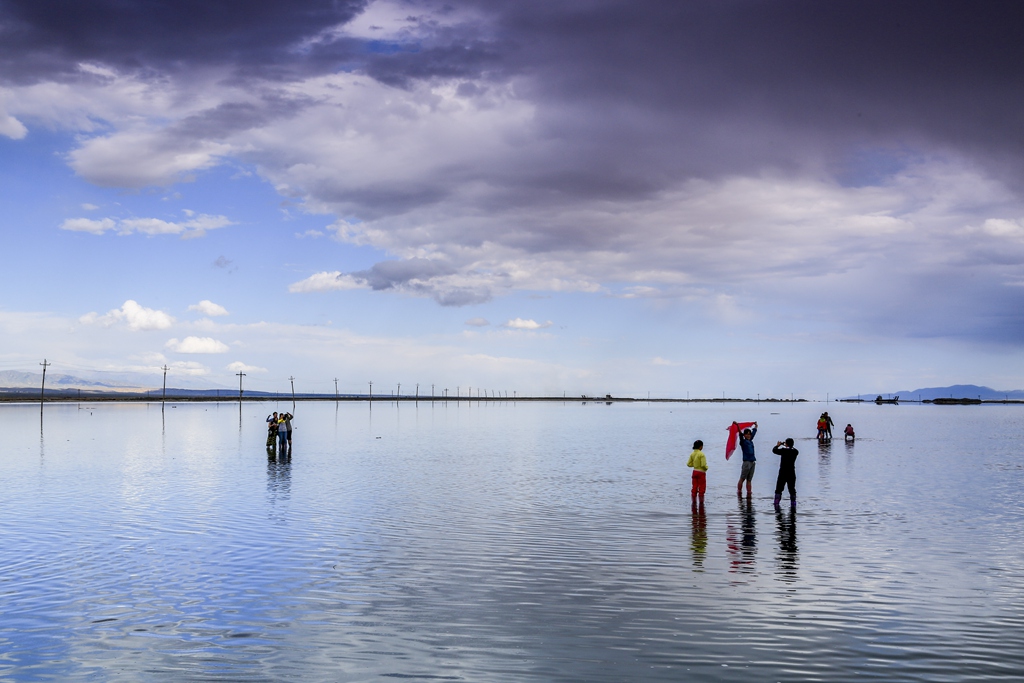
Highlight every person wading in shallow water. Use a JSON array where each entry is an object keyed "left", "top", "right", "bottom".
[
  {"left": 284, "top": 412, "right": 294, "bottom": 449},
  {"left": 772, "top": 438, "right": 799, "bottom": 508},
  {"left": 735, "top": 421, "right": 758, "bottom": 497},
  {"left": 687, "top": 439, "right": 708, "bottom": 509},
  {"left": 277, "top": 413, "right": 289, "bottom": 453},
  {"left": 266, "top": 412, "right": 279, "bottom": 449}
]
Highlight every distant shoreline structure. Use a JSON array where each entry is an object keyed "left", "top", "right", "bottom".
[
  {"left": 3, "top": 392, "right": 1023, "bottom": 405},
  {"left": 2, "top": 392, "right": 805, "bottom": 404}
]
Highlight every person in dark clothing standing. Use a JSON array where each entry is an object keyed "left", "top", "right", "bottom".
[
  {"left": 772, "top": 438, "right": 799, "bottom": 508},
  {"left": 266, "top": 412, "right": 279, "bottom": 449}
]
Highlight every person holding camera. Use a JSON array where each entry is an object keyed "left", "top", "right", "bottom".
[{"left": 772, "top": 438, "right": 799, "bottom": 508}]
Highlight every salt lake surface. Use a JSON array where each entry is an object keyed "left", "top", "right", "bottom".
[{"left": 1, "top": 399, "right": 1022, "bottom": 681}]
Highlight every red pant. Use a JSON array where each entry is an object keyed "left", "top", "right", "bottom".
[{"left": 691, "top": 470, "right": 707, "bottom": 497}]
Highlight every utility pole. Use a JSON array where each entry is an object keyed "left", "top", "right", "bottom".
[
  {"left": 39, "top": 359, "right": 49, "bottom": 404},
  {"left": 334, "top": 378, "right": 339, "bottom": 402},
  {"left": 162, "top": 364, "right": 169, "bottom": 403},
  {"left": 457, "top": 386, "right": 460, "bottom": 398},
  {"left": 289, "top": 376, "right": 295, "bottom": 411},
  {"left": 416, "top": 383, "right": 419, "bottom": 399},
  {"left": 369, "top": 381, "right": 373, "bottom": 401},
  {"left": 431, "top": 383, "right": 434, "bottom": 399},
  {"left": 397, "top": 383, "right": 401, "bottom": 398},
  {"left": 236, "top": 371, "right": 246, "bottom": 400}
]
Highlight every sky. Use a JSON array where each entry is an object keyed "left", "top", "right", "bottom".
[{"left": 1, "top": 0, "right": 1023, "bottom": 398}]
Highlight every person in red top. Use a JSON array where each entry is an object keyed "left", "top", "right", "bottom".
[{"left": 816, "top": 415, "right": 828, "bottom": 441}]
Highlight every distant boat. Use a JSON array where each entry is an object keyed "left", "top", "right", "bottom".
[{"left": 875, "top": 395, "right": 899, "bottom": 404}]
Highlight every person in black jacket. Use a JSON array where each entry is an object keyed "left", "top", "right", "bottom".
[{"left": 772, "top": 438, "right": 799, "bottom": 508}]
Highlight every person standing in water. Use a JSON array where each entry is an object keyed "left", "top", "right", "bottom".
[
  {"left": 735, "top": 421, "right": 758, "bottom": 497},
  {"left": 823, "top": 412, "right": 835, "bottom": 440},
  {"left": 772, "top": 438, "right": 799, "bottom": 508},
  {"left": 687, "top": 439, "right": 708, "bottom": 508},
  {"left": 266, "top": 412, "right": 279, "bottom": 449},
  {"left": 277, "top": 413, "right": 289, "bottom": 454}
]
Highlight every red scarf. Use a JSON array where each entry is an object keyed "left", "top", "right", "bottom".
[{"left": 726, "top": 421, "right": 756, "bottom": 460}]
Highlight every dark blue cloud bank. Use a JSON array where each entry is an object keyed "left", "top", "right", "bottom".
[{"left": 3, "top": 0, "right": 1024, "bottom": 342}]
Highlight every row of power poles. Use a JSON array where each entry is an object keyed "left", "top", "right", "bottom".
[{"left": 35, "top": 361, "right": 512, "bottom": 405}]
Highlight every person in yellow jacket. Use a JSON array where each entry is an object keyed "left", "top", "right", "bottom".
[{"left": 687, "top": 439, "right": 708, "bottom": 508}]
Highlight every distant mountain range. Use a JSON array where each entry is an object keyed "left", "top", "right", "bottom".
[
  {"left": 846, "top": 385, "right": 1024, "bottom": 401},
  {"left": 0, "top": 370, "right": 224, "bottom": 392}
]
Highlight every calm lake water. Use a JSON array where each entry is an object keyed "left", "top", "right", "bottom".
[{"left": 2, "top": 400, "right": 1022, "bottom": 681}]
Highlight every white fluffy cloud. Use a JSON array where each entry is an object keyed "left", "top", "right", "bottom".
[
  {"left": 80, "top": 300, "right": 175, "bottom": 331},
  {"left": 60, "top": 217, "right": 115, "bottom": 234},
  {"left": 288, "top": 271, "right": 368, "bottom": 293},
  {"left": 504, "top": 318, "right": 552, "bottom": 330},
  {"left": 0, "top": 111, "right": 27, "bottom": 139},
  {"left": 165, "top": 336, "right": 230, "bottom": 354},
  {"left": 59, "top": 212, "right": 233, "bottom": 238},
  {"left": 188, "top": 300, "right": 229, "bottom": 317},
  {"left": 70, "top": 132, "right": 231, "bottom": 188},
  {"left": 226, "top": 361, "right": 268, "bottom": 373},
  {"left": 979, "top": 218, "right": 1024, "bottom": 240},
  {"left": 168, "top": 361, "right": 212, "bottom": 376}
]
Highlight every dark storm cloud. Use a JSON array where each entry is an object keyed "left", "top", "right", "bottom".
[
  {"left": 8, "top": 0, "right": 1024, "bottom": 335},
  {"left": 351, "top": 257, "right": 456, "bottom": 290},
  {"left": 0, "top": 0, "right": 368, "bottom": 81},
  {"left": 345, "top": 258, "right": 492, "bottom": 305},
  {"left": 6, "top": 0, "right": 1022, "bottom": 175},
  {"left": 479, "top": 0, "right": 1024, "bottom": 184}
]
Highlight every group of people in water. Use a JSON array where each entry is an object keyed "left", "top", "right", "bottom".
[
  {"left": 687, "top": 414, "right": 856, "bottom": 509},
  {"left": 266, "top": 411, "right": 294, "bottom": 454},
  {"left": 816, "top": 411, "right": 855, "bottom": 442}
]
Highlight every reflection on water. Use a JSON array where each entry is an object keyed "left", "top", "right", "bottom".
[
  {"left": 266, "top": 450, "right": 292, "bottom": 520},
  {"left": 727, "top": 496, "right": 757, "bottom": 574},
  {"left": 818, "top": 438, "right": 832, "bottom": 489},
  {"left": 2, "top": 401, "right": 1024, "bottom": 681},
  {"left": 774, "top": 507, "right": 798, "bottom": 582},
  {"left": 690, "top": 505, "right": 707, "bottom": 570}
]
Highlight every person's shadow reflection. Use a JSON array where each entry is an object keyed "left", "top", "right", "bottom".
[
  {"left": 727, "top": 496, "right": 757, "bottom": 574},
  {"left": 690, "top": 504, "right": 707, "bottom": 571},
  {"left": 741, "top": 496, "right": 756, "bottom": 566},
  {"left": 774, "top": 507, "right": 798, "bottom": 582},
  {"left": 267, "top": 448, "right": 292, "bottom": 520},
  {"left": 818, "top": 438, "right": 832, "bottom": 490}
]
